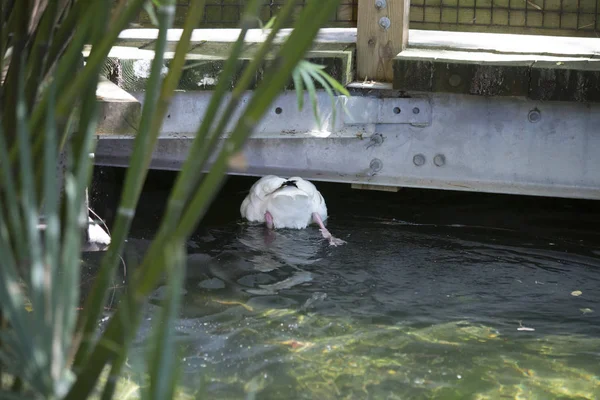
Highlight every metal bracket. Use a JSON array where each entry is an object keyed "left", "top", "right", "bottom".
[{"left": 343, "top": 97, "right": 431, "bottom": 125}]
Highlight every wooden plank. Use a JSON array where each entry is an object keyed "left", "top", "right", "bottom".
[
  {"left": 117, "top": 28, "right": 356, "bottom": 46},
  {"left": 408, "top": 22, "right": 600, "bottom": 39},
  {"left": 393, "top": 48, "right": 600, "bottom": 101},
  {"left": 530, "top": 60, "right": 600, "bottom": 102},
  {"left": 357, "top": 0, "right": 410, "bottom": 82},
  {"left": 113, "top": 28, "right": 600, "bottom": 58},
  {"left": 409, "top": 29, "right": 600, "bottom": 57},
  {"left": 393, "top": 48, "right": 567, "bottom": 96}
]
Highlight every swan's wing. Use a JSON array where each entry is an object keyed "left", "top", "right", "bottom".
[
  {"left": 242, "top": 175, "right": 287, "bottom": 222},
  {"left": 250, "top": 175, "right": 286, "bottom": 196},
  {"left": 240, "top": 194, "right": 251, "bottom": 218},
  {"left": 290, "top": 177, "right": 328, "bottom": 219}
]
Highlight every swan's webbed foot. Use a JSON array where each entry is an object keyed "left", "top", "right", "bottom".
[
  {"left": 312, "top": 212, "right": 346, "bottom": 247},
  {"left": 319, "top": 228, "right": 347, "bottom": 246}
]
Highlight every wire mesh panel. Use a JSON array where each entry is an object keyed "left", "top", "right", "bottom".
[
  {"left": 129, "top": 0, "right": 600, "bottom": 37},
  {"left": 409, "top": 0, "right": 600, "bottom": 36},
  {"left": 131, "top": 0, "right": 357, "bottom": 28}
]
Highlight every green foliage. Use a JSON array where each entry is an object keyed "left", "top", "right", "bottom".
[
  {"left": 293, "top": 60, "right": 351, "bottom": 129},
  {"left": 0, "top": 0, "right": 343, "bottom": 399}
]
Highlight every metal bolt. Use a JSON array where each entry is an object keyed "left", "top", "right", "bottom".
[
  {"left": 413, "top": 154, "right": 425, "bottom": 167},
  {"left": 370, "top": 158, "right": 383, "bottom": 172},
  {"left": 375, "top": 0, "right": 386, "bottom": 9},
  {"left": 433, "top": 154, "right": 446, "bottom": 167},
  {"left": 412, "top": 107, "right": 420, "bottom": 114},
  {"left": 528, "top": 109, "right": 541, "bottom": 123},
  {"left": 393, "top": 107, "right": 401, "bottom": 114},
  {"left": 449, "top": 74, "right": 462, "bottom": 87},
  {"left": 379, "top": 17, "right": 391, "bottom": 30},
  {"left": 368, "top": 133, "right": 384, "bottom": 148}
]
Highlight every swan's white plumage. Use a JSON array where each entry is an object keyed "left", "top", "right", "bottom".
[
  {"left": 240, "top": 175, "right": 328, "bottom": 229},
  {"left": 82, "top": 216, "right": 111, "bottom": 252}
]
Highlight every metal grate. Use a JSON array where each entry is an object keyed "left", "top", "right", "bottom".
[
  {"left": 132, "top": 0, "right": 600, "bottom": 37},
  {"left": 409, "top": 0, "right": 600, "bottom": 36},
  {"left": 157, "top": 0, "right": 358, "bottom": 28}
]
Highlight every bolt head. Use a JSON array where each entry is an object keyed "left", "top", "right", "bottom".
[
  {"left": 528, "top": 109, "right": 541, "bottom": 123},
  {"left": 370, "top": 133, "right": 384, "bottom": 146},
  {"left": 449, "top": 74, "right": 462, "bottom": 87},
  {"left": 413, "top": 154, "right": 425, "bottom": 167},
  {"left": 412, "top": 107, "right": 420, "bottom": 114},
  {"left": 378, "top": 17, "right": 391, "bottom": 30},
  {"left": 370, "top": 158, "right": 383, "bottom": 172},
  {"left": 433, "top": 154, "right": 446, "bottom": 167}
]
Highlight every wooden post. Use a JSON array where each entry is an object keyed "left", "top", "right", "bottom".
[{"left": 357, "top": 0, "right": 410, "bottom": 82}]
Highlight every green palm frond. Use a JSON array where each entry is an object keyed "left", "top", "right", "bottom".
[
  {"left": 0, "top": 0, "right": 345, "bottom": 398},
  {"left": 292, "top": 59, "right": 351, "bottom": 130}
]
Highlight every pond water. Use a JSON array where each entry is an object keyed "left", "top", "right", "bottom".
[{"left": 93, "top": 170, "right": 600, "bottom": 399}]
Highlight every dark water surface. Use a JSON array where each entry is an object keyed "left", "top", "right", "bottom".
[{"left": 93, "top": 169, "right": 600, "bottom": 399}]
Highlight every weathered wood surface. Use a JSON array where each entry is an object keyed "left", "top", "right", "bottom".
[
  {"left": 408, "top": 29, "right": 600, "bottom": 58},
  {"left": 392, "top": 30, "right": 600, "bottom": 102},
  {"left": 394, "top": 51, "right": 600, "bottom": 101},
  {"left": 114, "top": 27, "right": 600, "bottom": 57},
  {"left": 357, "top": 0, "right": 410, "bottom": 82},
  {"left": 115, "top": 28, "right": 356, "bottom": 54},
  {"left": 530, "top": 60, "right": 600, "bottom": 102},
  {"left": 101, "top": 28, "right": 600, "bottom": 102},
  {"left": 393, "top": 49, "right": 534, "bottom": 96}
]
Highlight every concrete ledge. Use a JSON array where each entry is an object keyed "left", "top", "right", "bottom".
[
  {"left": 96, "top": 77, "right": 141, "bottom": 135},
  {"left": 97, "top": 46, "right": 354, "bottom": 92}
]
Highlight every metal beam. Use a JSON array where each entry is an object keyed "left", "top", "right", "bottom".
[{"left": 94, "top": 90, "right": 600, "bottom": 200}]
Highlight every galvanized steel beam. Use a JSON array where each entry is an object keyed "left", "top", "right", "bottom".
[{"left": 94, "top": 90, "right": 600, "bottom": 200}]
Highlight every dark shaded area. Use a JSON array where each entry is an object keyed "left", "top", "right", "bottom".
[{"left": 91, "top": 165, "right": 600, "bottom": 246}]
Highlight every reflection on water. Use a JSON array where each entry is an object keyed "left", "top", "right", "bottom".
[{"left": 93, "top": 172, "right": 600, "bottom": 399}]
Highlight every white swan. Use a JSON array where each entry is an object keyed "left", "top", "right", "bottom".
[
  {"left": 84, "top": 216, "right": 111, "bottom": 252},
  {"left": 240, "top": 175, "right": 346, "bottom": 246}
]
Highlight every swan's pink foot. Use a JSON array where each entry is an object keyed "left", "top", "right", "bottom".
[
  {"left": 263, "top": 211, "right": 276, "bottom": 245},
  {"left": 265, "top": 211, "right": 274, "bottom": 230},
  {"left": 312, "top": 212, "right": 346, "bottom": 247}
]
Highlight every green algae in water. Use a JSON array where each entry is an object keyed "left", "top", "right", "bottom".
[
  {"left": 117, "top": 185, "right": 600, "bottom": 400},
  {"left": 122, "top": 303, "right": 600, "bottom": 400}
]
